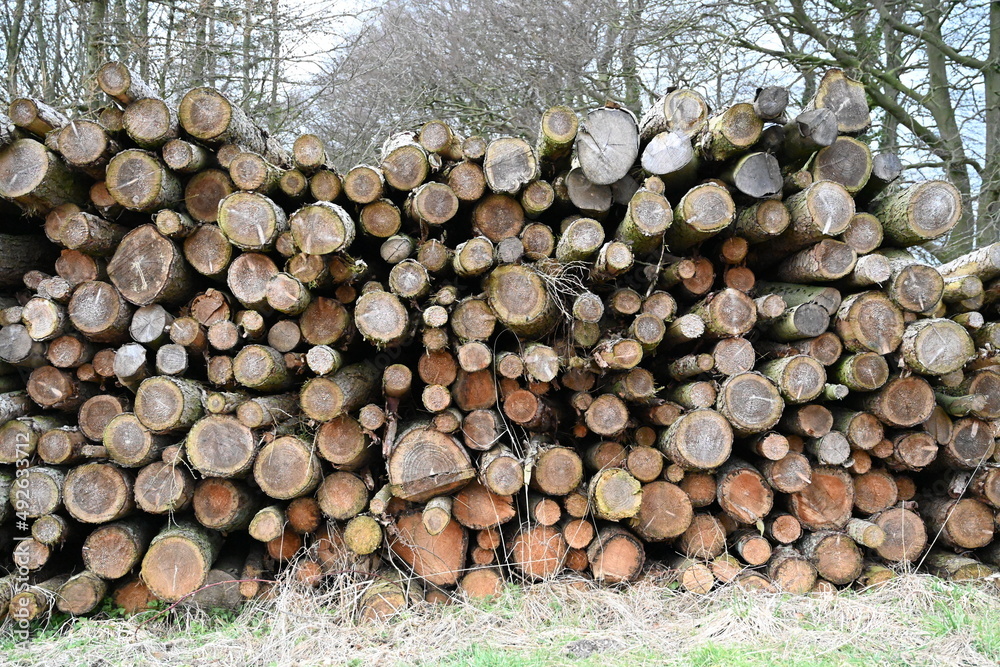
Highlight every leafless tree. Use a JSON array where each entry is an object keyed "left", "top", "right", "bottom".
[{"left": 698, "top": 0, "right": 998, "bottom": 258}]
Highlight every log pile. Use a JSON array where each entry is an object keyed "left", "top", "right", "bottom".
[{"left": 0, "top": 63, "right": 998, "bottom": 618}]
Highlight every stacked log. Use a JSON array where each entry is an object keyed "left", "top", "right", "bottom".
[{"left": 0, "top": 63, "right": 997, "bottom": 617}]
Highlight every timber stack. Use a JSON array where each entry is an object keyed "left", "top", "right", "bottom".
[{"left": 0, "top": 63, "right": 998, "bottom": 620}]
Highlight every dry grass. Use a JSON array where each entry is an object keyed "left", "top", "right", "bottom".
[{"left": 2, "top": 571, "right": 999, "bottom": 667}]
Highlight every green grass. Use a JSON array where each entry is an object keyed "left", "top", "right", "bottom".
[{"left": 0, "top": 575, "right": 997, "bottom": 666}]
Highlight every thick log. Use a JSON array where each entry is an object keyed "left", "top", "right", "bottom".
[
  {"left": 96, "top": 62, "right": 157, "bottom": 104},
  {"left": 106, "top": 225, "right": 191, "bottom": 308},
  {"left": 806, "top": 69, "right": 871, "bottom": 134},
  {"left": 63, "top": 462, "right": 134, "bottom": 523},
  {"left": 768, "top": 547, "right": 817, "bottom": 594},
  {"left": 775, "top": 239, "right": 859, "bottom": 285},
  {"left": 508, "top": 524, "right": 567, "bottom": 580},
  {"left": 57, "top": 571, "right": 107, "bottom": 616},
  {"left": 810, "top": 136, "right": 872, "bottom": 194},
  {"left": 27, "top": 365, "right": 95, "bottom": 410},
  {"left": 479, "top": 445, "right": 524, "bottom": 496},
  {"left": 134, "top": 375, "right": 204, "bottom": 433},
  {"left": 483, "top": 137, "right": 538, "bottom": 194},
  {"left": 289, "top": 201, "right": 355, "bottom": 255},
  {"left": 162, "top": 138, "right": 213, "bottom": 174},
  {"left": 141, "top": 521, "right": 223, "bottom": 603},
  {"left": 628, "top": 481, "right": 692, "bottom": 541},
  {"left": 899, "top": 318, "right": 974, "bottom": 376},
  {"left": 100, "top": 411, "right": 169, "bottom": 468},
  {"left": 122, "top": 98, "right": 178, "bottom": 150},
  {"left": 587, "top": 526, "right": 645, "bottom": 584},
  {"left": 134, "top": 460, "right": 194, "bottom": 514},
  {"left": 536, "top": 105, "right": 578, "bottom": 169},
  {"left": 104, "top": 149, "right": 182, "bottom": 212},
  {"left": 658, "top": 409, "right": 733, "bottom": 469},
  {"left": 835, "top": 291, "right": 904, "bottom": 355},
  {"left": 641, "top": 130, "right": 695, "bottom": 179},
  {"left": 639, "top": 88, "right": 709, "bottom": 141},
  {"left": 690, "top": 288, "right": 757, "bottom": 338},
  {"left": 387, "top": 424, "right": 474, "bottom": 502},
  {"left": 778, "top": 110, "right": 837, "bottom": 167},
  {"left": 922, "top": 497, "right": 994, "bottom": 550},
  {"left": 664, "top": 183, "right": 735, "bottom": 251},
  {"left": 873, "top": 181, "right": 962, "bottom": 246},
  {"left": 10, "top": 575, "right": 70, "bottom": 621},
  {"left": 380, "top": 133, "right": 431, "bottom": 192},
  {"left": 299, "top": 362, "right": 378, "bottom": 421},
  {"left": 57, "top": 120, "right": 120, "bottom": 176},
  {"left": 0, "top": 138, "right": 88, "bottom": 212},
  {"left": 800, "top": 531, "right": 863, "bottom": 585},
  {"left": 449, "top": 480, "right": 515, "bottom": 530},
  {"left": 182, "top": 169, "right": 235, "bottom": 224},
  {"left": 716, "top": 372, "right": 783, "bottom": 436},
  {"left": 484, "top": 264, "right": 558, "bottom": 339},
  {"left": 252, "top": 435, "right": 322, "bottom": 500},
  {"left": 777, "top": 180, "right": 855, "bottom": 252},
  {"left": 696, "top": 103, "right": 763, "bottom": 161},
  {"left": 576, "top": 106, "right": 639, "bottom": 185},
  {"left": 721, "top": 152, "right": 781, "bottom": 198},
  {"left": 390, "top": 512, "right": 467, "bottom": 586},
  {"left": 178, "top": 87, "right": 279, "bottom": 160},
  {"left": 716, "top": 459, "right": 773, "bottom": 524},
  {"left": 862, "top": 375, "right": 936, "bottom": 428},
  {"left": 870, "top": 507, "right": 926, "bottom": 563},
  {"left": 355, "top": 289, "right": 409, "bottom": 347},
  {"left": 9, "top": 97, "right": 68, "bottom": 135},
  {"left": 757, "top": 355, "right": 826, "bottom": 404},
  {"left": 677, "top": 513, "right": 726, "bottom": 559},
  {"left": 788, "top": 466, "right": 853, "bottom": 531}
]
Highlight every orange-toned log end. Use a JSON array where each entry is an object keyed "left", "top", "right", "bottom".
[
  {"left": 390, "top": 512, "right": 468, "bottom": 587},
  {"left": 767, "top": 514, "right": 803, "bottom": 544},
  {"left": 733, "top": 531, "right": 772, "bottom": 566},
  {"left": 287, "top": 497, "right": 323, "bottom": 534},
  {"left": 735, "top": 572, "right": 777, "bottom": 592},
  {"left": 626, "top": 446, "right": 664, "bottom": 482},
  {"left": 674, "top": 559, "right": 715, "bottom": 594},
  {"left": 562, "top": 519, "right": 596, "bottom": 550},
  {"left": 717, "top": 462, "right": 773, "bottom": 524},
  {"left": 423, "top": 587, "right": 453, "bottom": 605},
  {"left": 459, "top": 568, "right": 505, "bottom": 599},
  {"left": 768, "top": 548, "right": 817, "bottom": 594},
  {"left": 788, "top": 466, "right": 853, "bottom": 531},
  {"left": 531, "top": 496, "right": 562, "bottom": 526},
  {"left": 316, "top": 472, "right": 369, "bottom": 521},
  {"left": 387, "top": 426, "right": 474, "bottom": 502},
  {"left": 530, "top": 446, "right": 584, "bottom": 496},
  {"left": 678, "top": 513, "right": 726, "bottom": 559},
  {"left": 564, "top": 548, "right": 590, "bottom": 572},
  {"left": 587, "top": 527, "right": 645, "bottom": 584},
  {"left": 294, "top": 560, "right": 324, "bottom": 587},
  {"left": 451, "top": 480, "right": 516, "bottom": 529},
  {"left": 872, "top": 507, "right": 927, "bottom": 563},
  {"left": 803, "top": 532, "right": 864, "bottom": 585},
  {"left": 470, "top": 546, "right": 496, "bottom": 565},
  {"left": 679, "top": 472, "right": 717, "bottom": 508},
  {"left": 852, "top": 469, "right": 898, "bottom": 515},
  {"left": 112, "top": 577, "right": 159, "bottom": 615},
  {"left": 629, "top": 481, "right": 693, "bottom": 541},
  {"left": 267, "top": 529, "right": 303, "bottom": 561},
  {"left": 509, "top": 524, "right": 567, "bottom": 580}
]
